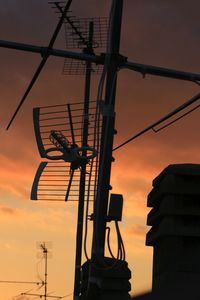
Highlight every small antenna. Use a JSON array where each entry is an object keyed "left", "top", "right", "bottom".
[
  {"left": 20, "top": 242, "right": 66, "bottom": 299},
  {"left": 40, "top": 242, "right": 48, "bottom": 300}
]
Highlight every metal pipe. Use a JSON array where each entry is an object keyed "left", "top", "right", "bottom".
[
  {"left": 92, "top": 0, "right": 123, "bottom": 258},
  {"left": 124, "top": 60, "right": 200, "bottom": 82},
  {"left": 73, "top": 22, "right": 93, "bottom": 300},
  {"left": 0, "top": 40, "right": 101, "bottom": 63}
]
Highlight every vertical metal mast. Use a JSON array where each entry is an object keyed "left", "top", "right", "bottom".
[
  {"left": 40, "top": 243, "right": 48, "bottom": 300},
  {"left": 92, "top": 0, "right": 123, "bottom": 257},
  {"left": 73, "top": 22, "right": 94, "bottom": 300}
]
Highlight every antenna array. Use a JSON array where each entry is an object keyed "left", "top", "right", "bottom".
[
  {"left": 31, "top": 101, "right": 102, "bottom": 202},
  {"left": 49, "top": 1, "right": 108, "bottom": 75}
]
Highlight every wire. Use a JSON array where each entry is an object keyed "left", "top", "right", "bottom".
[
  {"left": 6, "top": 0, "right": 73, "bottom": 130},
  {"left": 0, "top": 280, "right": 41, "bottom": 285},
  {"left": 152, "top": 103, "right": 200, "bottom": 133},
  {"left": 115, "top": 221, "right": 126, "bottom": 261},
  {"left": 113, "top": 92, "right": 200, "bottom": 151},
  {"left": 106, "top": 226, "right": 116, "bottom": 259},
  {"left": 60, "top": 292, "right": 73, "bottom": 298},
  {"left": 93, "top": 221, "right": 126, "bottom": 271},
  {"left": 83, "top": 158, "right": 93, "bottom": 260}
]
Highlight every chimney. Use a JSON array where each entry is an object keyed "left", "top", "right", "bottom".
[{"left": 146, "top": 164, "right": 200, "bottom": 291}]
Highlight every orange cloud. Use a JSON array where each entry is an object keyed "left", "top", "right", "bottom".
[
  {"left": 127, "top": 224, "right": 148, "bottom": 239},
  {"left": 0, "top": 206, "right": 17, "bottom": 215}
]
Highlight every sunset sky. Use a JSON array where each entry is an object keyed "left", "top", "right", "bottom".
[{"left": 1, "top": 0, "right": 200, "bottom": 299}]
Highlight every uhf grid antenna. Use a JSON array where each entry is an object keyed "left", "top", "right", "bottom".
[
  {"left": 48, "top": 1, "right": 107, "bottom": 75},
  {"left": 31, "top": 101, "right": 100, "bottom": 202},
  {"left": 1, "top": 1, "right": 200, "bottom": 300}
]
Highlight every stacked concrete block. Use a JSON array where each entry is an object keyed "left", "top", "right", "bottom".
[{"left": 146, "top": 164, "right": 200, "bottom": 290}]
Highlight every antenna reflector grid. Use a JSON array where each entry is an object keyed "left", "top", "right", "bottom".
[{"left": 31, "top": 101, "right": 102, "bottom": 202}]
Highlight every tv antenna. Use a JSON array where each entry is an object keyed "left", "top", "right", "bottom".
[
  {"left": 20, "top": 242, "right": 68, "bottom": 300},
  {"left": 1, "top": 1, "right": 200, "bottom": 300}
]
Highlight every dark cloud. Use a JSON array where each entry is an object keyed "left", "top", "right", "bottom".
[
  {"left": 122, "top": 0, "right": 200, "bottom": 70},
  {"left": 0, "top": 206, "right": 16, "bottom": 215}
]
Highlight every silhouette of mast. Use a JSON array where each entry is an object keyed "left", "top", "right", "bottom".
[{"left": 1, "top": 1, "right": 200, "bottom": 300}]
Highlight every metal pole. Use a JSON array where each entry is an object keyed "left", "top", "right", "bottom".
[
  {"left": 73, "top": 22, "right": 94, "bottom": 300},
  {"left": 92, "top": 0, "right": 123, "bottom": 258},
  {"left": 44, "top": 246, "right": 48, "bottom": 300},
  {"left": 0, "top": 40, "right": 101, "bottom": 63},
  {"left": 40, "top": 243, "right": 48, "bottom": 300}
]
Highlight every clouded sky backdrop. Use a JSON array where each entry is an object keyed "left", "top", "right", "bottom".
[{"left": 0, "top": 0, "right": 200, "bottom": 299}]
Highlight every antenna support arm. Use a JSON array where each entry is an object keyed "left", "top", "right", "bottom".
[
  {"left": 124, "top": 60, "right": 200, "bottom": 82},
  {"left": 1, "top": 39, "right": 200, "bottom": 83},
  {"left": 0, "top": 39, "right": 102, "bottom": 64}
]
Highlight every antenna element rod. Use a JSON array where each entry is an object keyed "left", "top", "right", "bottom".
[{"left": 6, "top": 0, "right": 73, "bottom": 130}]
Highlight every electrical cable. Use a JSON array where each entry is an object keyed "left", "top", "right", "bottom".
[
  {"left": 0, "top": 280, "right": 41, "bottom": 285},
  {"left": 93, "top": 221, "right": 126, "bottom": 271},
  {"left": 115, "top": 222, "right": 123, "bottom": 261},
  {"left": 87, "top": 0, "right": 122, "bottom": 272},
  {"left": 115, "top": 221, "right": 126, "bottom": 261},
  {"left": 83, "top": 18, "right": 107, "bottom": 261},
  {"left": 93, "top": 69, "right": 119, "bottom": 265},
  {"left": 83, "top": 50, "right": 107, "bottom": 261},
  {"left": 91, "top": 67, "right": 119, "bottom": 268},
  {"left": 93, "top": 0, "right": 120, "bottom": 258},
  {"left": 60, "top": 293, "right": 73, "bottom": 298},
  {"left": 113, "top": 92, "right": 200, "bottom": 151},
  {"left": 6, "top": 0, "right": 73, "bottom": 130},
  {"left": 83, "top": 158, "right": 93, "bottom": 260},
  {"left": 152, "top": 103, "right": 200, "bottom": 133},
  {"left": 106, "top": 226, "right": 116, "bottom": 259}
]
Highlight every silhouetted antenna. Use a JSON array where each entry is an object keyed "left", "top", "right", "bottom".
[
  {"left": 2, "top": 1, "right": 200, "bottom": 299},
  {"left": 113, "top": 92, "right": 200, "bottom": 151},
  {"left": 31, "top": 101, "right": 101, "bottom": 202},
  {"left": 21, "top": 242, "right": 66, "bottom": 300},
  {"left": 64, "top": 17, "right": 108, "bottom": 49},
  {"left": 48, "top": 1, "right": 108, "bottom": 75},
  {"left": 6, "top": 0, "right": 73, "bottom": 130}
]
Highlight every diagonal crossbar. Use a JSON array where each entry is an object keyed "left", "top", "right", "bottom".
[{"left": 6, "top": 0, "right": 73, "bottom": 130}]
